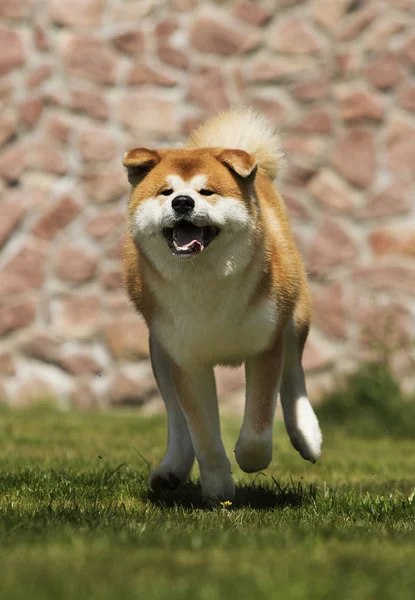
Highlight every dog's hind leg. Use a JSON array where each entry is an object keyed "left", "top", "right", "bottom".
[
  {"left": 149, "top": 336, "right": 195, "bottom": 491},
  {"left": 235, "top": 334, "right": 284, "bottom": 473},
  {"left": 280, "top": 318, "right": 322, "bottom": 463}
]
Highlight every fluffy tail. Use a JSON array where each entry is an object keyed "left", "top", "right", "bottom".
[{"left": 187, "top": 107, "right": 283, "bottom": 180}]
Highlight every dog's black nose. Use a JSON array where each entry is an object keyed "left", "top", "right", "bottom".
[{"left": 172, "top": 195, "right": 195, "bottom": 215}]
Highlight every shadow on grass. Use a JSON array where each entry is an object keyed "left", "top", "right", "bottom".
[{"left": 146, "top": 476, "right": 317, "bottom": 511}]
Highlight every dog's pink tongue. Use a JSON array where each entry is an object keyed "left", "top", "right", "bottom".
[{"left": 175, "top": 223, "right": 204, "bottom": 251}]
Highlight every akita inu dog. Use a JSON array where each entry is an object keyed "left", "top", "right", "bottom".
[{"left": 122, "top": 108, "right": 322, "bottom": 501}]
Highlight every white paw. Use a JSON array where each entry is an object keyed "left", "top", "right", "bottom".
[
  {"left": 235, "top": 430, "right": 272, "bottom": 473},
  {"left": 285, "top": 397, "right": 322, "bottom": 463},
  {"left": 150, "top": 467, "right": 183, "bottom": 491},
  {"left": 200, "top": 466, "right": 235, "bottom": 502},
  {"left": 149, "top": 455, "right": 194, "bottom": 491}
]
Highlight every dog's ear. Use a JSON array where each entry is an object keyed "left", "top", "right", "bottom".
[
  {"left": 123, "top": 148, "right": 160, "bottom": 185},
  {"left": 217, "top": 149, "right": 257, "bottom": 179}
]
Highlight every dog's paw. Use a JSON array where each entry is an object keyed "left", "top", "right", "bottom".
[
  {"left": 149, "top": 459, "right": 193, "bottom": 492},
  {"left": 201, "top": 467, "right": 235, "bottom": 503},
  {"left": 149, "top": 468, "right": 182, "bottom": 492},
  {"left": 234, "top": 431, "right": 272, "bottom": 473},
  {"left": 286, "top": 397, "right": 322, "bottom": 463}
]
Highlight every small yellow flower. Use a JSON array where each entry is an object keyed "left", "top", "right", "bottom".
[{"left": 220, "top": 500, "right": 232, "bottom": 507}]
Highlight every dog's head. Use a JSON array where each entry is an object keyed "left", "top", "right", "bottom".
[{"left": 123, "top": 147, "right": 259, "bottom": 273}]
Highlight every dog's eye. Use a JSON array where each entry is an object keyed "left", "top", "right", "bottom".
[
  {"left": 199, "top": 189, "right": 215, "bottom": 196},
  {"left": 160, "top": 189, "right": 173, "bottom": 196}
]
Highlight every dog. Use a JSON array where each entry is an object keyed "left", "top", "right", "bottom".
[{"left": 122, "top": 108, "right": 322, "bottom": 501}]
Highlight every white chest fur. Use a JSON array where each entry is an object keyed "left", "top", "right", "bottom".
[{"left": 149, "top": 263, "right": 278, "bottom": 368}]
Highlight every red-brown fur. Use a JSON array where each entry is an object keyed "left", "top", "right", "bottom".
[
  {"left": 123, "top": 148, "right": 311, "bottom": 345},
  {"left": 121, "top": 108, "right": 320, "bottom": 501}
]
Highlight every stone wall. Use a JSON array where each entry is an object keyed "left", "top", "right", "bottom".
[{"left": 0, "top": 0, "right": 414, "bottom": 410}]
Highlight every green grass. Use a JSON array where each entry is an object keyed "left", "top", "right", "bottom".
[
  {"left": 316, "top": 362, "right": 415, "bottom": 439},
  {"left": 1, "top": 400, "right": 415, "bottom": 600}
]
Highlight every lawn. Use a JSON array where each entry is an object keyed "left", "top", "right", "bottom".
[{"left": 0, "top": 400, "right": 414, "bottom": 600}]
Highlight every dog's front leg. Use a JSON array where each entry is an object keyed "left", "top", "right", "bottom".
[
  {"left": 149, "top": 336, "right": 195, "bottom": 491},
  {"left": 172, "top": 364, "right": 234, "bottom": 502},
  {"left": 235, "top": 335, "right": 284, "bottom": 473}
]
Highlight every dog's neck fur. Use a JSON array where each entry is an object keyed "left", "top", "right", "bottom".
[{"left": 140, "top": 238, "right": 278, "bottom": 369}]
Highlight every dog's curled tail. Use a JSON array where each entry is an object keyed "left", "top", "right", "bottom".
[{"left": 187, "top": 107, "right": 283, "bottom": 180}]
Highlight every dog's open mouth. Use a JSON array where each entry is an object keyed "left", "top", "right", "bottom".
[{"left": 163, "top": 221, "right": 220, "bottom": 257}]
